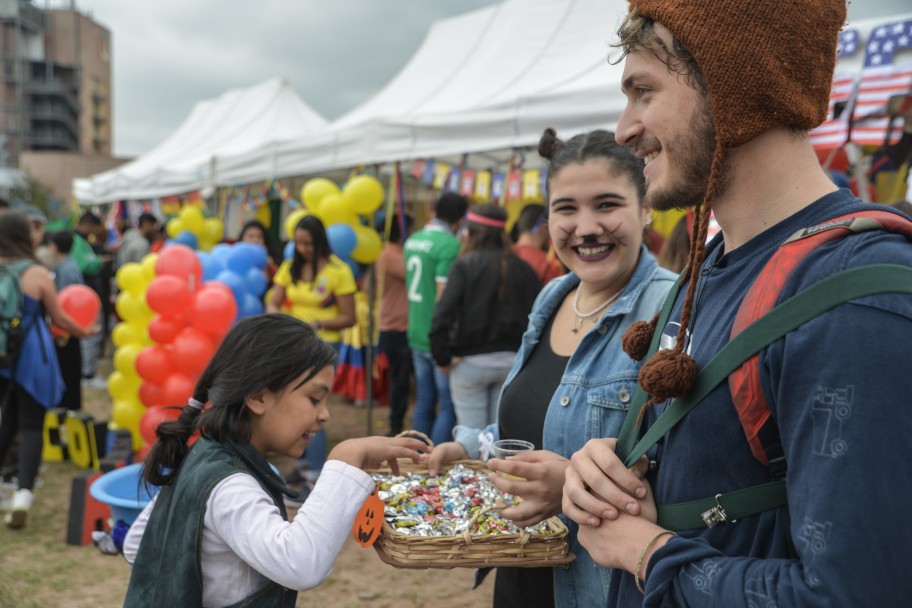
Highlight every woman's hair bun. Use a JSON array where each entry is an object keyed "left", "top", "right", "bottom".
[{"left": 538, "top": 127, "right": 564, "bottom": 160}]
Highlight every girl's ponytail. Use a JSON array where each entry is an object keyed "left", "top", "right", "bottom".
[{"left": 141, "top": 382, "right": 210, "bottom": 487}]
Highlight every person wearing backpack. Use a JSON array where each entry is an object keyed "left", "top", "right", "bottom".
[
  {"left": 0, "top": 212, "right": 97, "bottom": 529},
  {"left": 560, "top": 1, "right": 912, "bottom": 605}
]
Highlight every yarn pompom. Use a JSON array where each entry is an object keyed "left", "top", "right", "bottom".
[
  {"left": 638, "top": 349, "right": 698, "bottom": 400},
  {"left": 622, "top": 319, "right": 657, "bottom": 361}
]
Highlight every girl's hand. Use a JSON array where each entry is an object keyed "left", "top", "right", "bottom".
[
  {"left": 486, "top": 450, "right": 569, "bottom": 528},
  {"left": 427, "top": 441, "right": 469, "bottom": 476},
  {"left": 328, "top": 436, "right": 429, "bottom": 475}
]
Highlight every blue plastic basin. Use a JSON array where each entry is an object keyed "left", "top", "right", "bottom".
[{"left": 89, "top": 463, "right": 159, "bottom": 524}]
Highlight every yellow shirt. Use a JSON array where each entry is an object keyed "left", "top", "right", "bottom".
[{"left": 273, "top": 256, "right": 357, "bottom": 343}]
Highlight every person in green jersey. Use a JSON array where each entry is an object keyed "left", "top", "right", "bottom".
[{"left": 403, "top": 193, "right": 468, "bottom": 445}]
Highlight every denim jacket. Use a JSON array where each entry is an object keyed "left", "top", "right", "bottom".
[{"left": 454, "top": 247, "right": 676, "bottom": 608}]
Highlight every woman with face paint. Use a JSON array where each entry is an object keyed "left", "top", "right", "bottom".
[{"left": 427, "top": 128, "right": 676, "bottom": 608}]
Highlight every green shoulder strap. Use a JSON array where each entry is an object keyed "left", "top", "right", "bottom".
[{"left": 614, "top": 264, "right": 912, "bottom": 530}]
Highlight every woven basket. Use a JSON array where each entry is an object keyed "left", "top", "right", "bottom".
[{"left": 372, "top": 457, "right": 573, "bottom": 570}]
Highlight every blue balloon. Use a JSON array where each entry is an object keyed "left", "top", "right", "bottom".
[
  {"left": 215, "top": 269, "right": 247, "bottom": 304},
  {"left": 327, "top": 223, "right": 357, "bottom": 259},
  {"left": 283, "top": 241, "right": 295, "bottom": 260},
  {"left": 342, "top": 257, "right": 361, "bottom": 281},
  {"left": 197, "top": 251, "right": 226, "bottom": 282},
  {"left": 245, "top": 267, "right": 268, "bottom": 298},
  {"left": 227, "top": 242, "right": 267, "bottom": 273},
  {"left": 240, "top": 293, "right": 264, "bottom": 318},
  {"left": 211, "top": 243, "right": 233, "bottom": 261},
  {"left": 174, "top": 230, "right": 198, "bottom": 249}
]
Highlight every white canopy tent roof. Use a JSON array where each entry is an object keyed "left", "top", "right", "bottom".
[
  {"left": 75, "top": 0, "right": 632, "bottom": 203},
  {"left": 218, "top": 0, "right": 631, "bottom": 180},
  {"left": 73, "top": 78, "right": 328, "bottom": 203}
]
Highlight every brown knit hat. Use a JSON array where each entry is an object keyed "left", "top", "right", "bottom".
[
  {"left": 630, "top": 0, "right": 846, "bottom": 148},
  {"left": 620, "top": 0, "right": 847, "bottom": 409}
]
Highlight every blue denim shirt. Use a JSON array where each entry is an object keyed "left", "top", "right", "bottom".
[{"left": 454, "top": 247, "right": 676, "bottom": 608}]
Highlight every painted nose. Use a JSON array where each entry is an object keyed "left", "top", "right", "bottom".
[{"left": 576, "top": 209, "right": 606, "bottom": 237}]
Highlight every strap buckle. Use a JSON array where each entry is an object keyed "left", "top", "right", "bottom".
[{"left": 701, "top": 494, "right": 737, "bottom": 528}]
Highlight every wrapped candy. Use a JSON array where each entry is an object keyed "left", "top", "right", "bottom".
[{"left": 373, "top": 464, "right": 552, "bottom": 538}]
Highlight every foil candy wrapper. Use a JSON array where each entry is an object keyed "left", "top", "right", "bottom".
[{"left": 372, "top": 464, "right": 552, "bottom": 537}]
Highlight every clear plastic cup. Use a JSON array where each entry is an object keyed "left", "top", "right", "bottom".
[
  {"left": 492, "top": 439, "right": 534, "bottom": 480},
  {"left": 492, "top": 439, "right": 535, "bottom": 459}
]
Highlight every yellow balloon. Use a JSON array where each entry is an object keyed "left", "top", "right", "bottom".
[
  {"left": 319, "top": 194, "right": 358, "bottom": 226},
  {"left": 254, "top": 204, "right": 271, "bottom": 229},
  {"left": 179, "top": 205, "right": 206, "bottom": 235},
  {"left": 113, "top": 344, "right": 142, "bottom": 377},
  {"left": 203, "top": 217, "right": 224, "bottom": 242},
  {"left": 111, "top": 399, "right": 147, "bottom": 450},
  {"left": 108, "top": 371, "right": 140, "bottom": 402},
  {"left": 166, "top": 218, "right": 184, "bottom": 239},
  {"left": 115, "top": 292, "right": 153, "bottom": 323},
  {"left": 301, "top": 178, "right": 340, "bottom": 211},
  {"left": 197, "top": 238, "right": 216, "bottom": 252},
  {"left": 285, "top": 208, "right": 309, "bottom": 240},
  {"left": 343, "top": 175, "right": 385, "bottom": 215},
  {"left": 351, "top": 226, "right": 382, "bottom": 264},
  {"left": 115, "top": 262, "right": 147, "bottom": 297},
  {"left": 141, "top": 253, "right": 158, "bottom": 281},
  {"left": 111, "top": 321, "right": 146, "bottom": 348}
]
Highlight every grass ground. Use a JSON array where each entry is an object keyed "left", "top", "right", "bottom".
[{"left": 0, "top": 351, "right": 494, "bottom": 608}]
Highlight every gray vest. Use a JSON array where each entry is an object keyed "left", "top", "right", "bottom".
[{"left": 124, "top": 438, "right": 296, "bottom": 608}]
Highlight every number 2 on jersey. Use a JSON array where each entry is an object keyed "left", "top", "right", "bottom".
[{"left": 407, "top": 256, "right": 423, "bottom": 303}]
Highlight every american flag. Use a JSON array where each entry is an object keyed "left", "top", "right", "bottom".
[
  {"left": 808, "top": 73, "right": 857, "bottom": 150},
  {"left": 850, "top": 19, "right": 912, "bottom": 147},
  {"left": 809, "top": 29, "right": 861, "bottom": 150}
]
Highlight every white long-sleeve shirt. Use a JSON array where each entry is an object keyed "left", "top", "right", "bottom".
[{"left": 123, "top": 460, "right": 374, "bottom": 608}]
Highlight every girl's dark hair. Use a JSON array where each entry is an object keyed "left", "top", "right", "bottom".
[
  {"left": 49, "top": 230, "right": 75, "bottom": 255},
  {"left": 142, "top": 314, "right": 337, "bottom": 487},
  {"left": 461, "top": 203, "right": 513, "bottom": 300},
  {"left": 0, "top": 212, "right": 38, "bottom": 260},
  {"left": 538, "top": 127, "right": 646, "bottom": 202},
  {"left": 239, "top": 219, "right": 280, "bottom": 264},
  {"left": 290, "top": 215, "right": 332, "bottom": 284}
]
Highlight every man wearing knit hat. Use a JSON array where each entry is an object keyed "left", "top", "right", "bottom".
[{"left": 562, "top": 1, "right": 912, "bottom": 605}]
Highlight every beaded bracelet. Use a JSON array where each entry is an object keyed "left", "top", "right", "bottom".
[{"left": 635, "top": 530, "right": 676, "bottom": 594}]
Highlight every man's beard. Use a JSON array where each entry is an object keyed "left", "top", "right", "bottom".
[{"left": 645, "top": 97, "right": 728, "bottom": 212}]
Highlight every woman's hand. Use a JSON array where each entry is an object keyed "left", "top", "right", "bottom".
[
  {"left": 486, "top": 450, "right": 569, "bottom": 528},
  {"left": 576, "top": 511, "right": 669, "bottom": 574},
  {"left": 562, "top": 438, "right": 652, "bottom": 527},
  {"left": 426, "top": 441, "right": 468, "bottom": 476},
  {"left": 328, "top": 436, "right": 429, "bottom": 475}
]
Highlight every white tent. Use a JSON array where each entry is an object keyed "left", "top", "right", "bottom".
[
  {"left": 73, "top": 78, "right": 328, "bottom": 204},
  {"left": 219, "top": 0, "right": 631, "bottom": 178}
]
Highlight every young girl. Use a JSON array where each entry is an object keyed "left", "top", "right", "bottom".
[{"left": 122, "top": 314, "right": 427, "bottom": 607}]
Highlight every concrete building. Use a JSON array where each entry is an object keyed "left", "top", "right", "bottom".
[
  {"left": 0, "top": 0, "right": 127, "bottom": 206},
  {"left": 0, "top": 0, "right": 113, "bottom": 163}
]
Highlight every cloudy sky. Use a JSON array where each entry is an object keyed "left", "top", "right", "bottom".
[{"left": 57, "top": 0, "right": 911, "bottom": 158}]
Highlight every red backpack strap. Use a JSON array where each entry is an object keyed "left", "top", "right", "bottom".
[{"left": 729, "top": 210, "right": 912, "bottom": 466}]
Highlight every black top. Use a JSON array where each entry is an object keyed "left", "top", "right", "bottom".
[{"left": 497, "top": 313, "right": 569, "bottom": 449}]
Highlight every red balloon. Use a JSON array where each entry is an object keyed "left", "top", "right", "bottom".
[
  {"left": 135, "top": 346, "right": 174, "bottom": 385},
  {"left": 191, "top": 285, "right": 237, "bottom": 334},
  {"left": 58, "top": 285, "right": 101, "bottom": 329},
  {"left": 162, "top": 373, "right": 196, "bottom": 407},
  {"left": 155, "top": 244, "right": 203, "bottom": 285},
  {"left": 148, "top": 314, "right": 186, "bottom": 345},
  {"left": 135, "top": 442, "right": 153, "bottom": 462},
  {"left": 139, "top": 381, "right": 165, "bottom": 408},
  {"left": 145, "top": 276, "right": 192, "bottom": 318},
  {"left": 139, "top": 405, "right": 182, "bottom": 444},
  {"left": 171, "top": 328, "right": 215, "bottom": 374}
]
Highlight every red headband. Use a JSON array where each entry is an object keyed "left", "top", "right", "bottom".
[{"left": 466, "top": 211, "right": 506, "bottom": 229}]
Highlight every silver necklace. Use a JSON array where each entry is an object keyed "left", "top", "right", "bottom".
[{"left": 571, "top": 286, "right": 621, "bottom": 333}]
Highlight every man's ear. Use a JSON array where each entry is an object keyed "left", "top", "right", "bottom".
[{"left": 245, "top": 391, "right": 268, "bottom": 415}]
